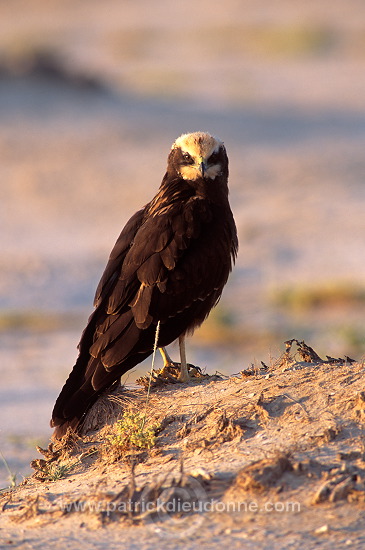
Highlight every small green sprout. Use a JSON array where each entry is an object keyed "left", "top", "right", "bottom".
[{"left": 109, "top": 411, "right": 160, "bottom": 451}]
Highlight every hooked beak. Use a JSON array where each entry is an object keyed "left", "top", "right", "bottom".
[{"left": 199, "top": 161, "right": 207, "bottom": 178}]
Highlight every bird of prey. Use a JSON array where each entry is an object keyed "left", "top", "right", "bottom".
[{"left": 51, "top": 131, "right": 238, "bottom": 438}]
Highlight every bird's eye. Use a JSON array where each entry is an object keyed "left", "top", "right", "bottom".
[{"left": 182, "top": 152, "right": 193, "bottom": 163}]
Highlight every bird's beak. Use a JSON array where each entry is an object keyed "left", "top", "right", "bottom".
[{"left": 198, "top": 160, "right": 207, "bottom": 178}]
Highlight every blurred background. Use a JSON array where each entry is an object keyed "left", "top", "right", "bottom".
[{"left": 1, "top": 0, "right": 365, "bottom": 486}]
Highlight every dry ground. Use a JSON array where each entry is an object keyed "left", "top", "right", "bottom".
[
  {"left": 2, "top": 341, "right": 365, "bottom": 549},
  {"left": 2, "top": 1, "right": 365, "bottom": 547}
]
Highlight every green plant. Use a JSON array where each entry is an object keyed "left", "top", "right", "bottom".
[
  {"left": 0, "top": 450, "right": 17, "bottom": 488},
  {"left": 38, "top": 460, "right": 76, "bottom": 482},
  {"left": 109, "top": 411, "right": 159, "bottom": 451}
]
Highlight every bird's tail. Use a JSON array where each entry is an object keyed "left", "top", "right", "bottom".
[{"left": 50, "top": 356, "right": 100, "bottom": 438}]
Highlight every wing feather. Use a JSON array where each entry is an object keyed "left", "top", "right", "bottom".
[{"left": 94, "top": 208, "right": 144, "bottom": 307}]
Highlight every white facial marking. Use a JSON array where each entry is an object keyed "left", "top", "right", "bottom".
[{"left": 173, "top": 132, "right": 223, "bottom": 181}]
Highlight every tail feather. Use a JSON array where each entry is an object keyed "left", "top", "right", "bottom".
[
  {"left": 50, "top": 346, "right": 154, "bottom": 438},
  {"left": 50, "top": 310, "right": 140, "bottom": 436}
]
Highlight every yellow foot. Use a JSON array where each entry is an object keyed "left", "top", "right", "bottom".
[
  {"left": 159, "top": 342, "right": 201, "bottom": 383},
  {"left": 159, "top": 361, "right": 201, "bottom": 383}
]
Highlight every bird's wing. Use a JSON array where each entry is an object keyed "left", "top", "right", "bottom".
[
  {"left": 99, "top": 195, "right": 233, "bottom": 335},
  {"left": 93, "top": 208, "right": 145, "bottom": 308}
]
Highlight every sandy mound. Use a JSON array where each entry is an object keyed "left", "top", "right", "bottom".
[{"left": 1, "top": 340, "right": 365, "bottom": 549}]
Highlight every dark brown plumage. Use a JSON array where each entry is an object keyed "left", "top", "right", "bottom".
[{"left": 51, "top": 131, "right": 238, "bottom": 438}]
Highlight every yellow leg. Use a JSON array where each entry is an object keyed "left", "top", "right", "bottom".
[
  {"left": 177, "top": 334, "right": 190, "bottom": 382},
  {"left": 159, "top": 339, "right": 191, "bottom": 382},
  {"left": 159, "top": 347, "right": 174, "bottom": 368}
]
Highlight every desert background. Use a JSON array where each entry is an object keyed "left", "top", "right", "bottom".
[{"left": 1, "top": 0, "right": 365, "bottom": 488}]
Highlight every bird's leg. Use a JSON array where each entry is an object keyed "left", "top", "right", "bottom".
[
  {"left": 159, "top": 347, "right": 175, "bottom": 368},
  {"left": 177, "top": 334, "right": 190, "bottom": 383},
  {"left": 158, "top": 338, "right": 194, "bottom": 383}
]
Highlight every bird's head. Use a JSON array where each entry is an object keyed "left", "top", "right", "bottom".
[{"left": 169, "top": 132, "right": 228, "bottom": 182}]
